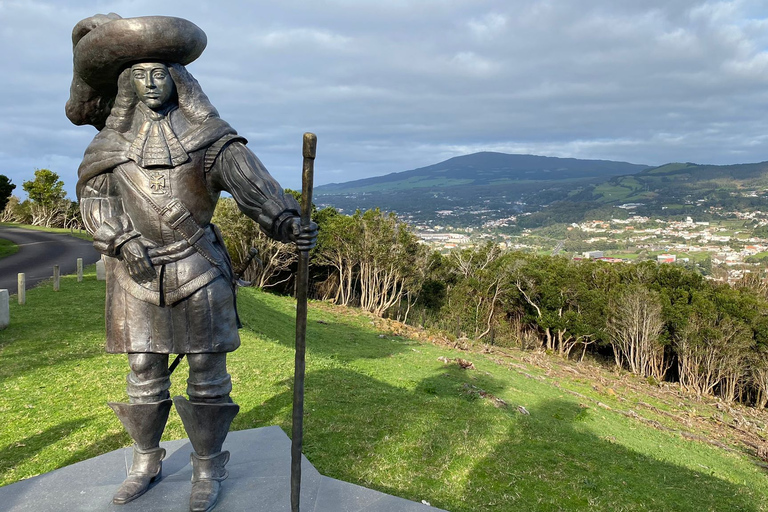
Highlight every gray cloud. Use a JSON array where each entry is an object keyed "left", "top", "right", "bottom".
[{"left": 1, "top": 0, "right": 768, "bottom": 198}]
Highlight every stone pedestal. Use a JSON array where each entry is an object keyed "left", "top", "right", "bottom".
[{"left": 0, "top": 426, "right": 445, "bottom": 512}]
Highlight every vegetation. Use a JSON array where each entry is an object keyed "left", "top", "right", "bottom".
[
  {"left": 213, "top": 198, "right": 297, "bottom": 288},
  {"left": 214, "top": 200, "right": 429, "bottom": 317},
  {"left": 213, "top": 198, "right": 768, "bottom": 411},
  {"left": 0, "top": 238, "right": 18, "bottom": 259},
  {"left": 3, "top": 271, "right": 768, "bottom": 511},
  {"left": 1, "top": 169, "right": 81, "bottom": 229},
  {"left": 418, "top": 249, "right": 768, "bottom": 408},
  {"left": 0, "top": 175, "right": 15, "bottom": 213},
  {"left": 520, "top": 160, "right": 768, "bottom": 228}
]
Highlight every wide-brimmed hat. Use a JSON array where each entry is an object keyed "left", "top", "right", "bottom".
[{"left": 65, "top": 14, "right": 207, "bottom": 128}]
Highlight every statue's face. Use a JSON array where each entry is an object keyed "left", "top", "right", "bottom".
[{"left": 130, "top": 62, "right": 175, "bottom": 110}]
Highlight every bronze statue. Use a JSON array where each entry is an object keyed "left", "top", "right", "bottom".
[{"left": 66, "top": 14, "right": 317, "bottom": 512}]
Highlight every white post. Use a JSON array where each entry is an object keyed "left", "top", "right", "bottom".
[
  {"left": 77, "top": 258, "right": 83, "bottom": 282},
  {"left": 53, "top": 265, "right": 60, "bottom": 291},
  {"left": 0, "top": 289, "right": 8, "bottom": 330},
  {"left": 17, "top": 273, "right": 25, "bottom": 305}
]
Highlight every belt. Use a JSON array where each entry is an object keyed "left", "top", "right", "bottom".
[{"left": 146, "top": 227, "right": 217, "bottom": 265}]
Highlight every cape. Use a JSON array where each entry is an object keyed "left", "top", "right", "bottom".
[{"left": 76, "top": 115, "right": 237, "bottom": 199}]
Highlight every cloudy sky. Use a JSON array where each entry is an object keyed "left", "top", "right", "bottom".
[{"left": 2, "top": 0, "right": 768, "bottom": 198}]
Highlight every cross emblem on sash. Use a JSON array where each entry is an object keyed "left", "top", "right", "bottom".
[{"left": 149, "top": 172, "right": 166, "bottom": 194}]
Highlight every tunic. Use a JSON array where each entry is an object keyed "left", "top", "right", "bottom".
[{"left": 78, "top": 104, "right": 299, "bottom": 354}]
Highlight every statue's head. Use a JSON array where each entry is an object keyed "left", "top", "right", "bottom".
[
  {"left": 66, "top": 14, "right": 207, "bottom": 129},
  {"left": 130, "top": 62, "right": 176, "bottom": 111}
]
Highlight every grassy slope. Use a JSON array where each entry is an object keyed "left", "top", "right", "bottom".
[
  {"left": 1, "top": 275, "right": 768, "bottom": 511},
  {"left": 0, "top": 238, "right": 18, "bottom": 259},
  {"left": 591, "top": 161, "right": 768, "bottom": 207}
]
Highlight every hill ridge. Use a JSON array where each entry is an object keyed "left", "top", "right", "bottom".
[{"left": 317, "top": 151, "right": 650, "bottom": 194}]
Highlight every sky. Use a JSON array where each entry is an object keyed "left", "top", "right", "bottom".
[{"left": 2, "top": 0, "right": 768, "bottom": 199}]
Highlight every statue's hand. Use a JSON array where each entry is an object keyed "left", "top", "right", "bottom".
[
  {"left": 287, "top": 217, "right": 318, "bottom": 251},
  {"left": 121, "top": 239, "right": 157, "bottom": 284}
]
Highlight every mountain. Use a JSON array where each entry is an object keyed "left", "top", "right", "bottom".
[
  {"left": 317, "top": 152, "right": 649, "bottom": 193},
  {"left": 315, "top": 152, "right": 650, "bottom": 224}
]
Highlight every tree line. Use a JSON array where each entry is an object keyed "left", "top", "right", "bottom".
[
  {"left": 213, "top": 197, "right": 768, "bottom": 409},
  {"left": 1, "top": 169, "right": 82, "bottom": 229}
]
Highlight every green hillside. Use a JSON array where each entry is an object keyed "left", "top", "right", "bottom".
[
  {"left": 588, "top": 161, "right": 768, "bottom": 206},
  {"left": 518, "top": 160, "right": 768, "bottom": 228},
  {"left": 2, "top": 273, "right": 768, "bottom": 511},
  {"left": 315, "top": 152, "right": 649, "bottom": 223}
]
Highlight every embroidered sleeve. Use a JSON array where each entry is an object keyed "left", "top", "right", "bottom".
[
  {"left": 208, "top": 140, "right": 300, "bottom": 241},
  {"left": 80, "top": 173, "right": 139, "bottom": 256}
]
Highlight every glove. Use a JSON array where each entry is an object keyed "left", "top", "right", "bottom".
[
  {"left": 121, "top": 238, "right": 157, "bottom": 284},
  {"left": 286, "top": 217, "right": 318, "bottom": 251}
]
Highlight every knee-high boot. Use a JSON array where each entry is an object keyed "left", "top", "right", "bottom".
[
  {"left": 173, "top": 396, "right": 240, "bottom": 512},
  {"left": 108, "top": 399, "right": 173, "bottom": 504}
]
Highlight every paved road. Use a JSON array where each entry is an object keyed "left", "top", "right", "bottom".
[{"left": 0, "top": 226, "right": 100, "bottom": 294}]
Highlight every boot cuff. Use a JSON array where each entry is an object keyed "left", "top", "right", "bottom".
[{"left": 190, "top": 451, "right": 230, "bottom": 482}]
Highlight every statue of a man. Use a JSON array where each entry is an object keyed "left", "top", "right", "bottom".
[{"left": 65, "top": 14, "right": 317, "bottom": 512}]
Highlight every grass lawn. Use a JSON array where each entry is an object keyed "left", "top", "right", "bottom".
[
  {"left": 602, "top": 251, "right": 641, "bottom": 260},
  {"left": 2, "top": 274, "right": 768, "bottom": 511},
  {"left": 719, "top": 220, "right": 747, "bottom": 229},
  {"left": 681, "top": 250, "right": 716, "bottom": 262},
  {"left": 0, "top": 238, "right": 17, "bottom": 259}
]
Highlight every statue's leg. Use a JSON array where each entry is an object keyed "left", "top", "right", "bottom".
[
  {"left": 110, "top": 353, "right": 172, "bottom": 505},
  {"left": 174, "top": 353, "right": 239, "bottom": 512}
]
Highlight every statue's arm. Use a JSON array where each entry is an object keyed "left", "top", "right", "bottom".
[
  {"left": 80, "top": 173, "right": 140, "bottom": 257},
  {"left": 209, "top": 141, "right": 300, "bottom": 242}
]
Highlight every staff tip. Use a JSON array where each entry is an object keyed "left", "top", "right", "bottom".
[{"left": 303, "top": 133, "right": 317, "bottom": 159}]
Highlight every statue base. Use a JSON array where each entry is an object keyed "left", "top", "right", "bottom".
[{"left": 0, "top": 426, "right": 444, "bottom": 511}]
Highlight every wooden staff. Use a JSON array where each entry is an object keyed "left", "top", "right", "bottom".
[{"left": 292, "top": 132, "right": 316, "bottom": 512}]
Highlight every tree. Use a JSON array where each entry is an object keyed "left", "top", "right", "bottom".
[
  {"left": 23, "top": 169, "right": 65, "bottom": 206},
  {"left": 356, "top": 209, "right": 427, "bottom": 316},
  {"left": 674, "top": 286, "right": 757, "bottom": 401},
  {"left": 0, "top": 195, "right": 28, "bottom": 223},
  {"left": 441, "top": 243, "right": 508, "bottom": 341},
  {"left": 606, "top": 284, "right": 668, "bottom": 380},
  {"left": 311, "top": 208, "right": 427, "bottom": 316},
  {"left": 22, "top": 169, "right": 69, "bottom": 227},
  {"left": 507, "top": 255, "right": 603, "bottom": 357},
  {"left": 212, "top": 198, "right": 296, "bottom": 289},
  {"left": 0, "top": 175, "right": 15, "bottom": 212},
  {"left": 676, "top": 312, "right": 752, "bottom": 400},
  {"left": 748, "top": 346, "right": 768, "bottom": 408},
  {"left": 312, "top": 209, "right": 360, "bottom": 305}
]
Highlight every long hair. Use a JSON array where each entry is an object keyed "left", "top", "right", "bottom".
[{"left": 104, "top": 63, "right": 219, "bottom": 134}]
